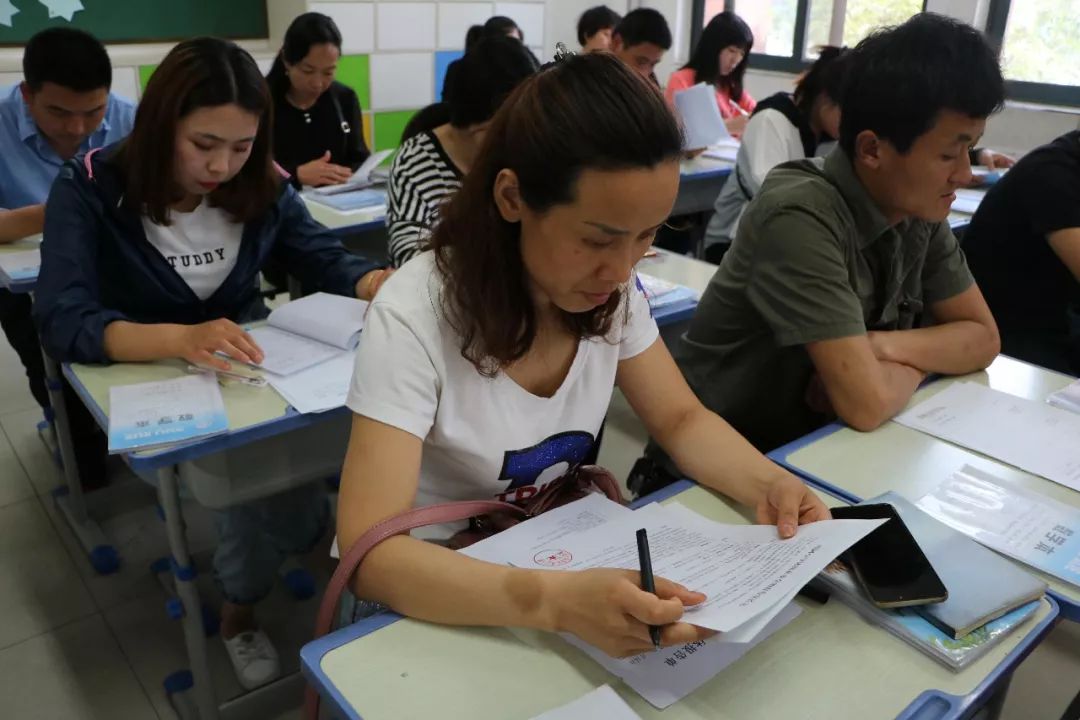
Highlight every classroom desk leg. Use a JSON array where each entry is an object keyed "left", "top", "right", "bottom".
[
  {"left": 157, "top": 465, "right": 219, "bottom": 720},
  {"left": 42, "top": 351, "right": 118, "bottom": 573}
]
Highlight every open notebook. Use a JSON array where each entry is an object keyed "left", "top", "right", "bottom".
[
  {"left": 247, "top": 293, "right": 368, "bottom": 376},
  {"left": 310, "top": 149, "right": 393, "bottom": 195}
]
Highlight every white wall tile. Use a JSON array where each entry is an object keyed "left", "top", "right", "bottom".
[
  {"left": 376, "top": 3, "right": 437, "bottom": 50},
  {"left": 255, "top": 56, "right": 276, "bottom": 76},
  {"left": 311, "top": 2, "right": 376, "bottom": 53},
  {"left": 438, "top": 2, "right": 494, "bottom": 49},
  {"left": 494, "top": 2, "right": 545, "bottom": 48},
  {"left": 110, "top": 66, "right": 141, "bottom": 103},
  {"left": 370, "top": 52, "right": 434, "bottom": 109}
]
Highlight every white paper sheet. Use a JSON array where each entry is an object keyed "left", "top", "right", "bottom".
[
  {"left": 673, "top": 83, "right": 731, "bottom": 150},
  {"left": 530, "top": 685, "right": 640, "bottom": 720},
  {"left": 702, "top": 139, "right": 741, "bottom": 162},
  {"left": 312, "top": 149, "right": 394, "bottom": 195},
  {"left": 895, "top": 382, "right": 1080, "bottom": 493},
  {"left": 504, "top": 502, "right": 881, "bottom": 633},
  {"left": 563, "top": 603, "right": 801, "bottom": 709},
  {"left": 267, "top": 292, "right": 368, "bottom": 349},
  {"left": 268, "top": 350, "right": 356, "bottom": 414},
  {"left": 247, "top": 326, "right": 344, "bottom": 377},
  {"left": 951, "top": 188, "right": 985, "bottom": 214}
]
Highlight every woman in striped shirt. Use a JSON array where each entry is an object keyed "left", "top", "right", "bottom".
[{"left": 387, "top": 36, "right": 535, "bottom": 267}]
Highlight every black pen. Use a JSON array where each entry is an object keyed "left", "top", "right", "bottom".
[{"left": 636, "top": 528, "right": 662, "bottom": 650}]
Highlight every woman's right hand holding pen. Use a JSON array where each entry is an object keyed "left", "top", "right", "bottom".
[
  {"left": 538, "top": 568, "right": 713, "bottom": 658},
  {"left": 173, "top": 318, "right": 264, "bottom": 371}
]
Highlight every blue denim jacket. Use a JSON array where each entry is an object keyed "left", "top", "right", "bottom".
[{"left": 34, "top": 143, "right": 383, "bottom": 364}]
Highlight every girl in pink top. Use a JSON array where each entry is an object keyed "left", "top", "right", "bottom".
[{"left": 665, "top": 12, "right": 755, "bottom": 136}]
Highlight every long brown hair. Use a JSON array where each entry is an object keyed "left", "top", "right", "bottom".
[
  {"left": 115, "top": 37, "right": 278, "bottom": 225},
  {"left": 431, "top": 52, "right": 683, "bottom": 376}
]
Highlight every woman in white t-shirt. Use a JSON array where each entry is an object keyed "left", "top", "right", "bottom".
[
  {"left": 338, "top": 53, "right": 830, "bottom": 658},
  {"left": 704, "top": 47, "right": 850, "bottom": 263}
]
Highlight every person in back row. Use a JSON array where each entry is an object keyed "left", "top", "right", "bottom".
[
  {"left": 703, "top": 46, "right": 849, "bottom": 264},
  {"left": 387, "top": 36, "right": 536, "bottom": 268},
  {"left": 0, "top": 27, "right": 134, "bottom": 488},
  {"left": 665, "top": 12, "right": 755, "bottom": 137},
  {"left": 610, "top": 8, "right": 671, "bottom": 85},
  {"left": 635, "top": 14, "right": 1005, "bottom": 494},
  {"left": 337, "top": 53, "right": 828, "bottom": 660},
  {"left": 578, "top": 5, "right": 622, "bottom": 53},
  {"left": 266, "top": 12, "right": 370, "bottom": 189},
  {"left": 34, "top": 38, "right": 388, "bottom": 691},
  {"left": 962, "top": 130, "right": 1080, "bottom": 375}
]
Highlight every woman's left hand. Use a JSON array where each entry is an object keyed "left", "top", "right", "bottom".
[
  {"left": 356, "top": 268, "right": 394, "bottom": 301},
  {"left": 755, "top": 473, "right": 832, "bottom": 539}
]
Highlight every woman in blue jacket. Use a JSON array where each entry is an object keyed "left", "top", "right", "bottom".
[{"left": 34, "top": 38, "right": 388, "bottom": 691}]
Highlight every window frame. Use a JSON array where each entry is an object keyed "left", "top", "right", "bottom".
[
  {"left": 688, "top": 0, "right": 930, "bottom": 75},
  {"left": 986, "top": 0, "right": 1080, "bottom": 107}
]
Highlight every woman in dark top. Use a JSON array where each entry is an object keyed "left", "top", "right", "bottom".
[
  {"left": 266, "top": 12, "right": 370, "bottom": 188},
  {"left": 963, "top": 130, "right": 1080, "bottom": 375}
]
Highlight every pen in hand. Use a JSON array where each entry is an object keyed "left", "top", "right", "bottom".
[{"left": 636, "top": 528, "right": 663, "bottom": 650}]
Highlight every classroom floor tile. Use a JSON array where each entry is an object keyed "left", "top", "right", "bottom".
[
  {"left": 0, "top": 497, "right": 98, "bottom": 650},
  {"left": 0, "top": 613, "right": 158, "bottom": 720},
  {"left": 0, "top": 419, "right": 35, "bottom": 509},
  {"left": 0, "top": 406, "right": 59, "bottom": 498},
  {"left": 0, "top": 340, "right": 41, "bottom": 416}
]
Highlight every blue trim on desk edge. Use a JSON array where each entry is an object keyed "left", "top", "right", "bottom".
[
  {"left": 300, "top": 476, "right": 1058, "bottom": 720},
  {"left": 767, "top": 422, "right": 861, "bottom": 504},
  {"left": 768, "top": 422, "right": 1080, "bottom": 620},
  {"left": 61, "top": 362, "right": 351, "bottom": 471},
  {"left": 652, "top": 298, "right": 698, "bottom": 328},
  {"left": 894, "top": 595, "right": 1060, "bottom": 720},
  {"left": 680, "top": 166, "right": 733, "bottom": 181}
]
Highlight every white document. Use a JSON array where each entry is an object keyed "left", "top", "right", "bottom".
[
  {"left": 107, "top": 372, "right": 229, "bottom": 454},
  {"left": 951, "top": 188, "right": 984, "bottom": 214},
  {"left": 0, "top": 249, "right": 41, "bottom": 281},
  {"left": 563, "top": 603, "right": 801, "bottom": 709},
  {"left": 267, "top": 349, "right": 356, "bottom": 414},
  {"left": 895, "top": 381, "right": 1080, "bottom": 493},
  {"left": 673, "top": 83, "right": 731, "bottom": 151},
  {"left": 702, "top": 138, "right": 741, "bottom": 162},
  {"left": 917, "top": 464, "right": 1080, "bottom": 588},
  {"left": 311, "top": 149, "right": 394, "bottom": 195},
  {"left": 506, "top": 501, "right": 881, "bottom": 633},
  {"left": 530, "top": 686, "right": 640, "bottom": 720},
  {"left": 247, "top": 326, "right": 344, "bottom": 376},
  {"left": 1047, "top": 379, "right": 1080, "bottom": 414}
]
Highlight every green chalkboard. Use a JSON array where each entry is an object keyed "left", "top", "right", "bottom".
[{"left": 0, "top": 0, "right": 268, "bottom": 46}]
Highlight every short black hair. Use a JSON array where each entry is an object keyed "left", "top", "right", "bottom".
[
  {"left": 446, "top": 35, "right": 536, "bottom": 128},
  {"left": 613, "top": 8, "right": 672, "bottom": 51},
  {"left": 839, "top": 13, "right": 1004, "bottom": 157},
  {"left": 577, "top": 6, "right": 622, "bottom": 46},
  {"left": 484, "top": 16, "right": 522, "bottom": 42},
  {"left": 793, "top": 46, "right": 850, "bottom": 117},
  {"left": 23, "top": 28, "right": 111, "bottom": 93}
]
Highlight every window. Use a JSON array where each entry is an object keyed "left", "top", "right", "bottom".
[
  {"left": 987, "top": 0, "right": 1080, "bottom": 106},
  {"left": 693, "top": 0, "right": 925, "bottom": 72}
]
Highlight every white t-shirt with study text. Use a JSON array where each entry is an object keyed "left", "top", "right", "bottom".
[
  {"left": 142, "top": 200, "right": 243, "bottom": 300},
  {"left": 346, "top": 252, "right": 659, "bottom": 538}
]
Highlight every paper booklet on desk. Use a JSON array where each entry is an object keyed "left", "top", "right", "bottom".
[
  {"left": 310, "top": 149, "right": 393, "bottom": 195},
  {"left": 462, "top": 494, "right": 882, "bottom": 708},
  {"left": 246, "top": 292, "right": 368, "bottom": 376},
  {"left": 673, "top": 83, "right": 731, "bottom": 151},
  {"left": 702, "top": 139, "right": 741, "bottom": 162},
  {"left": 0, "top": 249, "right": 41, "bottom": 280},
  {"left": 950, "top": 189, "right": 984, "bottom": 214},
  {"left": 107, "top": 372, "right": 228, "bottom": 454},
  {"left": 637, "top": 272, "right": 698, "bottom": 311},
  {"left": 306, "top": 188, "right": 387, "bottom": 213}
]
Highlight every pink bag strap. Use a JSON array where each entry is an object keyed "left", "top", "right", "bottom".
[
  {"left": 83, "top": 148, "right": 103, "bottom": 180},
  {"left": 305, "top": 499, "right": 524, "bottom": 720}
]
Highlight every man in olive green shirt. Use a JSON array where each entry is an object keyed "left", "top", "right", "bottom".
[{"left": 657, "top": 14, "right": 1005, "bottom": 462}]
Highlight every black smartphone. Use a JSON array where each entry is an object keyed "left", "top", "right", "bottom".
[{"left": 831, "top": 503, "right": 948, "bottom": 609}]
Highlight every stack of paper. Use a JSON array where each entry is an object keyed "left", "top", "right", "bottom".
[
  {"left": 0, "top": 249, "right": 41, "bottom": 281},
  {"left": 1047, "top": 379, "right": 1080, "bottom": 414},
  {"left": 950, "top": 189, "right": 985, "bottom": 214},
  {"left": 636, "top": 273, "right": 698, "bottom": 312},
  {"left": 108, "top": 373, "right": 228, "bottom": 454},
  {"left": 673, "top": 83, "right": 731, "bottom": 151},
  {"left": 702, "top": 138, "right": 741, "bottom": 162},
  {"left": 307, "top": 188, "right": 388, "bottom": 213},
  {"left": 894, "top": 381, "right": 1080, "bottom": 493},
  {"left": 463, "top": 494, "right": 882, "bottom": 708}
]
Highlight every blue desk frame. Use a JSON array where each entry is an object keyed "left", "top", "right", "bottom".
[
  {"left": 300, "top": 478, "right": 1059, "bottom": 720},
  {"left": 768, "top": 422, "right": 1080, "bottom": 623}
]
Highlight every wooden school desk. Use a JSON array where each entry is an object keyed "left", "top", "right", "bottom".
[
  {"left": 301, "top": 482, "right": 1057, "bottom": 720},
  {"left": 768, "top": 355, "right": 1080, "bottom": 622}
]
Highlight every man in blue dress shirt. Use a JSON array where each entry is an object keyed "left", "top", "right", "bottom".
[{"left": 0, "top": 27, "right": 134, "bottom": 487}]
